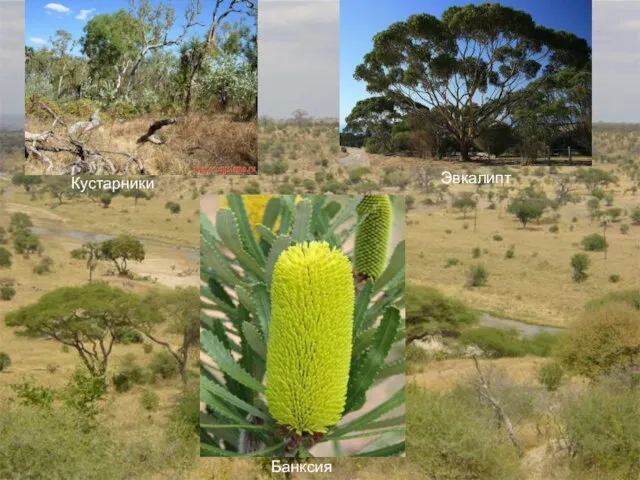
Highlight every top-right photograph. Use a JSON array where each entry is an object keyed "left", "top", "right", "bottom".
[{"left": 340, "top": 0, "right": 592, "bottom": 167}]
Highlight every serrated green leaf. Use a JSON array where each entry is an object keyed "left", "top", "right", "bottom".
[
  {"left": 256, "top": 224, "right": 277, "bottom": 245},
  {"left": 266, "top": 235, "right": 292, "bottom": 287},
  {"left": 201, "top": 285, "right": 237, "bottom": 317},
  {"left": 200, "top": 413, "right": 239, "bottom": 449},
  {"left": 201, "top": 330, "right": 265, "bottom": 393},
  {"left": 236, "top": 284, "right": 256, "bottom": 314},
  {"left": 201, "top": 234, "right": 242, "bottom": 287},
  {"left": 346, "top": 307, "right": 401, "bottom": 412},
  {"left": 262, "top": 197, "right": 282, "bottom": 229},
  {"left": 353, "top": 279, "right": 373, "bottom": 335},
  {"left": 325, "top": 387, "right": 405, "bottom": 439},
  {"left": 376, "top": 358, "right": 405, "bottom": 380},
  {"left": 373, "top": 240, "right": 405, "bottom": 294},
  {"left": 202, "top": 377, "right": 271, "bottom": 422},
  {"left": 278, "top": 199, "right": 294, "bottom": 234},
  {"left": 216, "top": 209, "right": 265, "bottom": 282},
  {"left": 225, "top": 195, "right": 266, "bottom": 265},
  {"left": 242, "top": 321, "right": 266, "bottom": 359},
  {"left": 292, "top": 199, "right": 313, "bottom": 243},
  {"left": 252, "top": 283, "right": 271, "bottom": 342}
]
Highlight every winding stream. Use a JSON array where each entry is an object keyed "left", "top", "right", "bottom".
[{"left": 479, "top": 312, "right": 565, "bottom": 337}]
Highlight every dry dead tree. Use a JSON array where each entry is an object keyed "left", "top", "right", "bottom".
[
  {"left": 472, "top": 355, "right": 524, "bottom": 457},
  {"left": 25, "top": 102, "right": 176, "bottom": 175}
]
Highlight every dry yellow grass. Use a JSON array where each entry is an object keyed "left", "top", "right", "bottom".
[{"left": 24, "top": 113, "right": 257, "bottom": 175}]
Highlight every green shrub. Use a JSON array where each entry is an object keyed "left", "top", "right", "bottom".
[
  {"left": 143, "top": 343, "right": 153, "bottom": 354},
  {"left": 10, "top": 378, "right": 55, "bottom": 408},
  {"left": 444, "top": 258, "right": 460, "bottom": 268},
  {"left": 538, "top": 361, "right": 564, "bottom": 391},
  {"left": 0, "top": 247, "right": 11, "bottom": 268},
  {"left": 549, "top": 224, "right": 559, "bottom": 233},
  {"left": 0, "top": 352, "right": 11, "bottom": 372},
  {"left": 460, "top": 328, "right": 558, "bottom": 358},
  {"left": 165, "top": 201, "right": 181, "bottom": 214},
  {"left": 112, "top": 354, "right": 147, "bottom": 392},
  {"left": 149, "top": 351, "right": 179, "bottom": 380},
  {"left": 170, "top": 384, "right": 199, "bottom": 436},
  {"left": 581, "top": 233, "right": 608, "bottom": 251},
  {"left": 505, "top": 245, "right": 515, "bottom": 259},
  {"left": 0, "top": 285, "right": 15, "bottom": 301},
  {"left": 140, "top": 390, "right": 160, "bottom": 411},
  {"left": 277, "top": 183, "right": 295, "bottom": 195},
  {"left": 32, "top": 256, "right": 53, "bottom": 275},
  {"left": 62, "top": 369, "right": 106, "bottom": 419},
  {"left": 492, "top": 234, "right": 503, "bottom": 241},
  {"left": 609, "top": 274, "right": 621, "bottom": 283},
  {"left": 471, "top": 246, "right": 481, "bottom": 258},
  {"left": 563, "top": 386, "right": 640, "bottom": 476},
  {"left": 407, "top": 383, "right": 522, "bottom": 479},
  {"left": 115, "top": 329, "right": 144, "bottom": 344},
  {"left": 585, "top": 290, "right": 640, "bottom": 312},
  {"left": 466, "top": 264, "right": 488, "bottom": 287},
  {"left": 406, "top": 195, "right": 415, "bottom": 210},
  {"left": 571, "top": 253, "right": 590, "bottom": 283},
  {"left": 620, "top": 224, "right": 630, "bottom": 234}
]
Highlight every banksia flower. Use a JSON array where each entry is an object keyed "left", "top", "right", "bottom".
[
  {"left": 266, "top": 241, "right": 355, "bottom": 434},
  {"left": 354, "top": 195, "right": 392, "bottom": 279},
  {"left": 221, "top": 195, "right": 301, "bottom": 236}
]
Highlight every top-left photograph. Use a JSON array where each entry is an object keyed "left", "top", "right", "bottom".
[{"left": 24, "top": 0, "right": 257, "bottom": 175}]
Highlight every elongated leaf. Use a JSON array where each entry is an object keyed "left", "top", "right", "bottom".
[
  {"left": 201, "top": 234, "right": 242, "bottom": 287},
  {"left": 373, "top": 240, "right": 405, "bottom": 294},
  {"left": 339, "top": 426, "right": 406, "bottom": 441},
  {"left": 201, "top": 330, "right": 265, "bottom": 393},
  {"left": 325, "top": 387, "right": 405, "bottom": 439},
  {"left": 292, "top": 199, "right": 313, "bottom": 243},
  {"left": 201, "top": 285, "right": 237, "bottom": 317},
  {"left": 242, "top": 321, "right": 266, "bottom": 359},
  {"left": 354, "top": 441, "right": 405, "bottom": 457},
  {"left": 327, "top": 195, "right": 362, "bottom": 233},
  {"left": 346, "top": 307, "right": 401, "bottom": 412},
  {"left": 252, "top": 283, "right": 271, "bottom": 342},
  {"left": 201, "top": 440, "right": 287, "bottom": 457},
  {"left": 200, "top": 413, "right": 239, "bottom": 449},
  {"left": 266, "top": 235, "right": 292, "bottom": 287},
  {"left": 201, "top": 387, "right": 250, "bottom": 426},
  {"left": 376, "top": 358, "right": 405, "bottom": 380},
  {"left": 255, "top": 224, "right": 277, "bottom": 245},
  {"left": 202, "top": 377, "right": 270, "bottom": 422},
  {"left": 262, "top": 197, "right": 282, "bottom": 229},
  {"left": 353, "top": 279, "right": 373, "bottom": 335},
  {"left": 216, "top": 209, "right": 265, "bottom": 282},
  {"left": 235, "top": 284, "right": 256, "bottom": 314},
  {"left": 226, "top": 195, "right": 266, "bottom": 265},
  {"left": 279, "top": 198, "right": 294, "bottom": 235}
]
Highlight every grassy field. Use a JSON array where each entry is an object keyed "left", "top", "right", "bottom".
[{"left": 0, "top": 175, "right": 201, "bottom": 478}]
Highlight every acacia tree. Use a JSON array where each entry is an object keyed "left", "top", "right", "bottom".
[
  {"left": 354, "top": 3, "right": 590, "bottom": 161},
  {"left": 99, "top": 234, "right": 145, "bottom": 275},
  {"left": 4, "top": 283, "right": 153, "bottom": 379},
  {"left": 141, "top": 286, "right": 199, "bottom": 385},
  {"left": 70, "top": 242, "right": 104, "bottom": 282}
]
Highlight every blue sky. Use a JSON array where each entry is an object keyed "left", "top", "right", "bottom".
[
  {"left": 340, "top": 0, "right": 593, "bottom": 127},
  {"left": 26, "top": 1, "right": 253, "bottom": 54}
]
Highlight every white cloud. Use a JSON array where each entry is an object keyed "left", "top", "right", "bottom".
[
  {"left": 45, "top": 3, "right": 71, "bottom": 14},
  {"left": 75, "top": 8, "right": 95, "bottom": 21},
  {"left": 29, "top": 37, "right": 47, "bottom": 45}
]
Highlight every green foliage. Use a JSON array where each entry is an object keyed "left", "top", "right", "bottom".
[
  {"left": 10, "top": 378, "right": 55, "bottom": 408},
  {"left": 471, "top": 246, "right": 481, "bottom": 258},
  {"left": 100, "top": 234, "right": 145, "bottom": 275},
  {"left": 538, "top": 361, "right": 564, "bottom": 391},
  {"left": 11, "top": 172, "right": 42, "bottom": 192},
  {"left": 475, "top": 122, "right": 516, "bottom": 157},
  {"left": 452, "top": 195, "right": 476, "bottom": 218},
  {"left": 466, "top": 264, "right": 488, "bottom": 287},
  {"left": 140, "top": 390, "right": 160, "bottom": 411},
  {"left": 505, "top": 245, "right": 515, "bottom": 259},
  {"left": 460, "top": 327, "right": 559, "bottom": 358},
  {"left": 559, "top": 303, "right": 640, "bottom": 379},
  {"left": 407, "top": 383, "right": 522, "bottom": 479},
  {"left": 0, "top": 352, "right": 11, "bottom": 372},
  {"left": 581, "top": 233, "right": 608, "bottom": 251},
  {"left": 563, "top": 386, "right": 640, "bottom": 476},
  {"left": 354, "top": 195, "right": 393, "bottom": 279},
  {"left": 200, "top": 195, "right": 405, "bottom": 457},
  {"left": 170, "top": 384, "right": 200, "bottom": 436},
  {"left": 143, "top": 342, "right": 153, "bottom": 354},
  {"left": 0, "top": 285, "right": 15, "bottom": 301},
  {"left": 609, "top": 274, "right": 621, "bottom": 283},
  {"left": 112, "top": 353, "right": 148, "bottom": 392},
  {"left": 406, "top": 284, "right": 477, "bottom": 340},
  {"left": 585, "top": 290, "right": 640, "bottom": 312},
  {"left": 149, "top": 350, "right": 179, "bottom": 380},
  {"left": 165, "top": 201, "right": 181, "bottom": 214},
  {"left": 507, "top": 187, "right": 549, "bottom": 227},
  {"left": 32, "top": 256, "right": 53, "bottom": 275},
  {"left": 0, "top": 247, "right": 11, "bottom": 268},
  {"left": 571, "top": 253, "right": 590, "bottom": 282}
]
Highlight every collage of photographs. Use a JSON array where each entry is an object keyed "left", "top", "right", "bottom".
[{"left": 1, "top": 0, "right": 639, "bottom": 479}]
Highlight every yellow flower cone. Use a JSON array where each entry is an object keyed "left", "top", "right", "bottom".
[{"left": 354, "top": 195, "right": 392, "bottom": 279}]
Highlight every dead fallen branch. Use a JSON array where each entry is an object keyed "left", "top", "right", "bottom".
[{"left": 137, "top": 117, "right": 177, "bottom": 144}]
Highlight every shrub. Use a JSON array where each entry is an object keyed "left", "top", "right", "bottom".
[
  {"left": 571, "top": 253, "right": 590, "bottom": 283},
  {"left": 585, "top": 290, "right": 640, "bottom": 312},
  {"left": 143, "top": 343, "right": 153, "bottom": 354},
  {"left": 460, "top": 327, "right": 525, "bottom": 357},
  {"left": 563, "top": 386, "right": 640, "bottom": 475},
  {"left": 33, "top": 256, "right": 53, "bottom": 275},
  {"left": 170, "top": 384, "right": 199, "bottom": 436},
  {"left": 10, "top": 378, "right": 55, "bottom": 408},
  {"left": 609, "top": 274, "right": 621, "bottom": 283},
  {"left": 559, "top": 302, "right": 640, "bottom": 379},
  {"left": 407, "top": 383, "right": 522, "bottom": 479},
  {"left": 581, "top": 233, "right": 608, "bottom": 251},
  {"left": 112, "top": 354, "right": 147, "bottom": 392},
  {"left": 444, "top": 258, "right": 460, "bottom": 268},
  {"left": 0, "top": 285, "right": 15, "bottom": 301},
  {"left": 466, "top": 264, "right": 488, "bottom": 287},
  {"left": 549, "top": 224, "right": 559, "bottom": 233},
  {"left": 0, "top": 247, "right": 11, "bottom": 268},
  {"left": 46, "top": 363, "right": 59, "bottom": 374},
  {"left": 165, "top": 201, "right": 181, "bottom": 214},
  {"left": 538, "top": 361, "right": 564, "bottom": 391},
  {"left": 140, "top": 390, "right": 160, "bottom": 411},
  {"left": 505, "top": 245, "right": 515, "bottom": 259},
  {"left": 406, "top": 195, "right": 415, "bottom": 210},
  {"left": 62, "top": 369, "right": 107, "bottom": 419},
  {"left": 471, "top": 246, "right": 481, "bottom": 258},
  {"left": 149, "top": 351, "right": 179, "bottom": 380},
  {"left": 631, "top": 206, "right": 640, "bottom": 225},
  {"left": 620, "top": 224, "right": 630, "bottom": 234},
  {"left": 277, "top": 184, "right": 296, "bottom": 195},
  {"left": 115, "top": 329, "right": 144, "bottom": 344},
  {"left": 492, "top": 234, "right": 503, "bottom": 241},
  {"left": 0, "top": 352, "right": 11, "bottom": 372}
]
